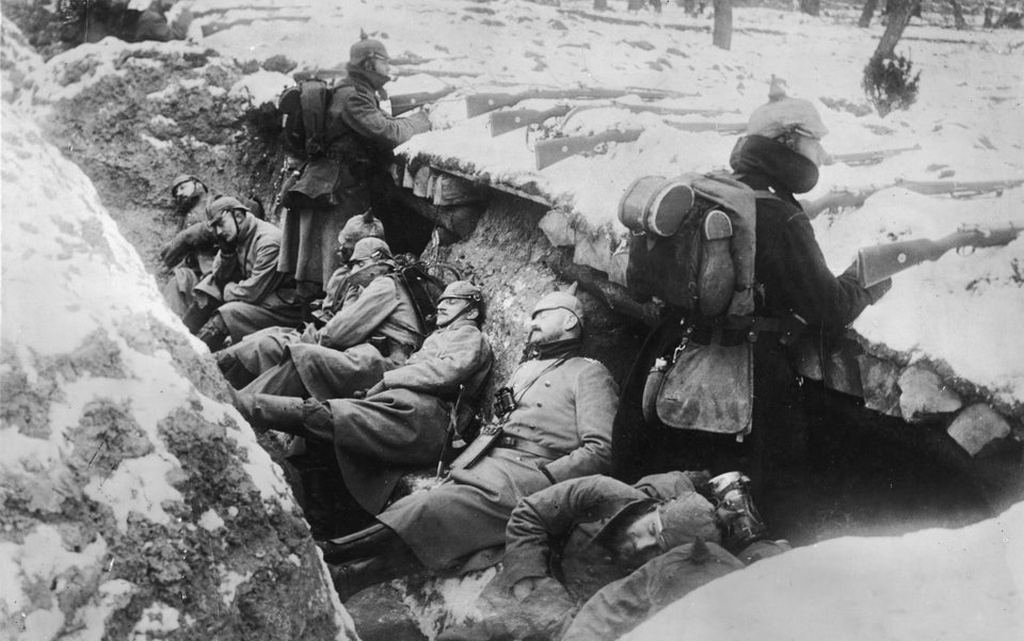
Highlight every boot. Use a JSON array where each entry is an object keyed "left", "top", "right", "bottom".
[
  {"left": 237, "top": 393, "right": 308, "bottom": 436},
  {"left": 317, "top": 522, "right": 401, "bottom": 564},
  {"left": 329, "top": 543, "right": 424, "bottom": 601},
  {"left": 196, "top": 314, "right": 230, "bottom": 352}
]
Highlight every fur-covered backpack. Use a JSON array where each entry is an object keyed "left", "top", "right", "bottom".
[
  {"left": 278, "top": 78, "right": 330, "bottom": 158},
  {"left": 619, "top": 173, "right": 772, "bottom": 438}
]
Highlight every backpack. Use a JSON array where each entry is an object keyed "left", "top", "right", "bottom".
[
  {"left": 393, "top": 255, "right": 452, "bottom": 333},
  {"left": 278, "top": 78, "right": 330, "bottom": 158},
  {"left": 619, "top": 172, "right": 760, "bottom": 320}
]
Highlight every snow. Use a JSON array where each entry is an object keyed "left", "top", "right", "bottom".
[
  {"left": 624, "top": 500, "right": 1024, "bottom": 641},
  {"left": 166, "top": 0, "right": 1024, "bottom": 408}
]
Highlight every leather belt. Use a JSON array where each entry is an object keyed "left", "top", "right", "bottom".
[{"left": 493, "top": 436, "right": 562, "bottom": 461}]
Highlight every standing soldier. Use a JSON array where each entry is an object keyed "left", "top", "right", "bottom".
[
  {"left": 187, "top": 196, "right": 302, "bottom": 351},
  {"left": 317, "top": 290, "right": 619, "bottom": 600},
  {"left": 277, "top": 33, "right": 431, "bottom": 299}
]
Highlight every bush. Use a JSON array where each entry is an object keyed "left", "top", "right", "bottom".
[{"left": 862, "top": 53, "right": 921, "bottom": 117}]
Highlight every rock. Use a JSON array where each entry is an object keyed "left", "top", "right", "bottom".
[
  {"left": 947, "top": 404, "right": 1012, "bottom": 456},
  {"left": 0, "top": 106, "right": 355, "bottom": 641},
  {"left": 856, "top": 354, "right": 902, "bottom": 417},
  {"left": 897, "top": 365, "right": 963, "bottom": 421}
]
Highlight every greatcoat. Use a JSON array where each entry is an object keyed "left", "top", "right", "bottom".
[
  {"left": 317, "top": 318, "right": 493, "bottom": 514},
  {"left": 377, "top": 355, "right": 618, "bottom": 572},
  {"left": 278, "top": 67, "right": 430, "bottom": 285},
  {"left": 238, "top": 271, "right": 422, "bottom": 398},
  {"left": 199, "top": 213, "right": 302, "bottom": 342}
]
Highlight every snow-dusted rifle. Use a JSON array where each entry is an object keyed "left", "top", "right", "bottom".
[
  {"left": 390, "top": 86, "right": 456, "bottom": 115},
  {"left": 466, "top": 87, "right": 696, "bottom": 118},
  {"left": 805, "top": 178, "right": 1024, "bottom": 219},
  {"left": 489, "top": 103, "right": 737, "bottom": 136},
  {"left": 533, "top": 121, "right": 747, "bottom": 169},
  {"left": 826, "top": 144, "right": 921, "bottom": 166},
  {"left": 855, "top": 225, "right": 1021, "bottom": 288}
]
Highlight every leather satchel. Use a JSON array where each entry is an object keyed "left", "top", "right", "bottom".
[{"left": 645, "top": 339, "right": 753, "bottom": 436}]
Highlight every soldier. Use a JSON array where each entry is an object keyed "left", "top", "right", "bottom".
[
  {"left": 238, "top": 281, "right": 493, "bottom": 519},
  {"left": 229, "top": 237, "right": 422, "bottom": 398},
  {"left": 215, "top": 218, "right": 388, "bottom": 389},
  {"left": 318, "top": 290, "right": 619, "bottom": 600},
  {"left": 277, "top": 33, "right": 431, "bottom": 295},
  {"left": 188, "top": 196, "right": 303, "bottom": 351},
  {"left": 159, "top": 175, "right": 218, "bottom": 316},
  {"left": 613, "top": 84, "right": 892, "bottom": 531}
]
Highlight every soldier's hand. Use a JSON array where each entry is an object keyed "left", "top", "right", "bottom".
[
  {"left": 511, "top": 577, "right": 540, "bottom": 601},
  {"left": 866, "top": 277, "right": 892, "bottom": 304},
  {"left": 363, "top": 380, "right": 387, "bottom": 398},
  {"left": 160, "top": 235, "right": 189, "bottom": 270}
]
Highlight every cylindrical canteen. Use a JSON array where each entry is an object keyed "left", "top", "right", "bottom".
[{"left": 617, "top": 176, "right": 695, "bottom": 237}]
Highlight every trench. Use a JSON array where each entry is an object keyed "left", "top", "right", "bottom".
[{"left": 7, "top": 6, "right": 1021, "bottom": 635}]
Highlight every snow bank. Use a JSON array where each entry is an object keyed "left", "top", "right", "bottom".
[
  {"left": 0, "top": 104, "right": 356, "bottom": 640},
  {"left": 624, "top": 500, "right": 1024, "bottom": 641}
]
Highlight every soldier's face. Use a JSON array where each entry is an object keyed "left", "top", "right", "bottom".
[
  {"left": 612, "top": 511, "right": 665, "bottom": 567},
  {"left": 528, "top": 308, "right": 570, "bottom": 345},
  {"left": 173, "top": 180, "right": 199, "bottom": 208},
  {"left": 436, "top": 297, "right": 472, "bottom": 328},
  {"left": 211, "top": 211, "right": 240, "bottom": 244}
]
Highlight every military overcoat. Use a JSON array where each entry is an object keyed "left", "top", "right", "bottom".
[{"left": 377, "top": 355, "right": 618, "bottom": 571}]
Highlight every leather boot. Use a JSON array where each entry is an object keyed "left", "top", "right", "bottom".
[
  {"left": 317, "top": 522, "right": 400, "bottom": 564},
  {"left": 237, "top": 393, "right": 308, "bottom": 436},
  {"left": 195, "top": 314, "right": 230, "bottom": 352},
  {"left": 329, "top": 544, "right": 424, "bottom": 602}
]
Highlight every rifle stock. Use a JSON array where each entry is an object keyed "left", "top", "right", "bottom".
[
  {"left": 390, "top": 87, "right": 455, "bottom": 115},
  {"left": 489, "top": 103, "right": 740, "bottom": 136},
  {"left": 807, "top": 178, "right": 1024, "bottom": 220},
  {"left": 534, "top": 129, "right": 643, "bottom": 170},
  {"left": 856, "top": 226, "right": 1021, "bottom": 288},
  {"left": 489, "top": 105, "right": 573, "bottom": 136},
  {"left": 826, "top": 144, "right": 921, "bottom": 166}
]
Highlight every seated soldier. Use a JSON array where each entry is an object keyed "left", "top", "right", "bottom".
[
  {"left": 215, "top": 216, "right": 387, "bottom": 389},
  {"left": 317, "top": 290, "right": 618, "bottom": 600},
  {"left": 223, "top": 237, "right": 422, "bottom": 398},
  {"left": 439, "top": 471, "right": 784, "bottom": 641},
  {"left": 159, "top": 174, "right": 217, "bottom": 317},
  {"left": 187, "top": 196, "right": 303, "bottom": 351},
  {"left": 238, "top": 281, "right": 494, "bottom": 519}
]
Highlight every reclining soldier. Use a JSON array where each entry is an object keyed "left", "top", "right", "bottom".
[
  {"left": 224, "top": 237, "right": 422, "bottom": 398},
  {"left": 159, "top": 174, "right": 217, "bottom": 317},
  {"left": 438, "top": 470, "right": 783, "bottom": 641},
  {"left": 238, "top": 281, "right": 493, "bottom": 519},
  {"left": 215, "top": 219, "right": 388, "bottom": 389},
  {"left": 318, "top": 290, "right": 619, "bottom": 600},
  {"left": 187, "top": 196, "right": 303, "bottom": 351}
]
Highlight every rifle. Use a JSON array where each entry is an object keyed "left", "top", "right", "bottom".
[
  {"left": 489, "top": 103, "right": 738, "bottom": 136},
  {"left": 855, "top": 225, "right": 1021, "bottom": 288},
  {"left": 390, "top": 86, "right": 456, "bottom": 116},
  {"left": 806, "top": 178, "right": 1024, "bottom": 219},
  {"left": 466, "top": 87, "right": 696, "bottom": 118},
  {"left": 533, "top": 121, "right": 747, "bottom": 169},
  {"left": 826, "top": 144, "right": 921, "bottom": 166}
]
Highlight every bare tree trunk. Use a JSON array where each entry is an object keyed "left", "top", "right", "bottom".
[
  {"left": 800, "top": 0, "right": 821, "bottom": 17},
  {"left": 948, "top": 0, "right": 968, "bottom": 29},
  {"left": 874, "top": 0, "right": 915, "bottom": 59},
  {"left": 859, "top": 0, "right": 879, "bottom": 27},
  {"left": 713, "top": 0, "right": 732, "bottom": 50}
]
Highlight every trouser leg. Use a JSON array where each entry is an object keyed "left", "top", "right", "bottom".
[
  {"left": 328, "top": 537, "right": 424, "bottom": 601},
  {"left": 241, "top": 359, "right": 309, "bottom": 397},
  {"left": 235, "top": 394, "right": 310, "bottom": 436},
  {"left": 182, "top": 299, "right": 216, "bottom": 334},
  {"left": 216, "top": 348, "right": 259, "bottom": 389}
]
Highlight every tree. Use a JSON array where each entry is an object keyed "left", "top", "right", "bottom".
[
  {"left": 713, "top": 0, "right": 732, "bottom": 50},
  {"left": 863, "top": 0, "right": 921, "bottom": 116},
  {"left": 800, "top": 0, "right": 821, "bottom": 17}
]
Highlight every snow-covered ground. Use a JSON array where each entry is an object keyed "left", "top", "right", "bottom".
[{"left": 197, "top": 0, "right": 1024, "bottom": 408}]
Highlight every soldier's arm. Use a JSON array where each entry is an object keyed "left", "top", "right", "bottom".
[
  {"left": 503, "top": 476, "right": 638, "bottom": 589},
  {"left": 380, "top": 326, "right": 491, "bottom": 394},
  {"left": 540, "top": 362, "right": 617, "bottom": 483},
  {"left": 631, "top": 471, "right": 698, "bottom": 501},
  {"left": 223, "top": 240, "right": 283, "bottom": 303},
  {"left": 776, "top": 211, "right": 877, "bottom": 327},
  {"left": 319, "top": 276, "right": 399, "bottom": 349},
  {"left": 339, "top": 89, "right": 431, "bottom": 149}
]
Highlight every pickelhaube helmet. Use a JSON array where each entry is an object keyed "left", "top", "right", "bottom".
[
  {"left": 532, "top": 290, "right": 585, "bottom": 327},
  {"left": 348, "top": 237, "right": 392, "bottom": 263},
  {"left": 745, "top": 77, "right": 828, "bottom": 140},
  {"left": 205, "top": 195, "right": 251, "bottom": 221},
  {"left": 349, "top": 34, "right": 389, "bottom": 66}
]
